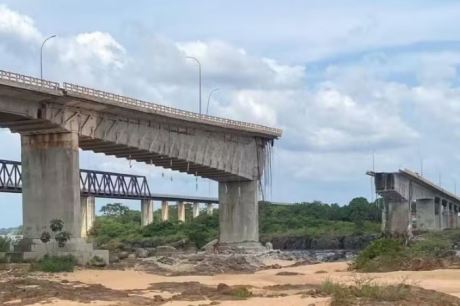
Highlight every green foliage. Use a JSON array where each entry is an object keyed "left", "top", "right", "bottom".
[
  {"left": 100, "top": 203, "right": 130, "bottom": 216},
  {"left": 31, "top": 255, "right": 77, "bottom": 272},
  {"left": 352, "top": 239, "right": 405, "bottom": 272},
  {"left": 321, "top": 279, "right": 410, "bottom": 306},
  {"left": 92, "top": 199, "right": 381, "bottom": 252},
  {"left": 353, "top": 230, "right": 460, "bottom": 272},
  {"left": 259, "top": 197, "right": 381, "bottom": 240},
  {"left": 40, "top": 231, "right": 51, "bottom": 243},
  {"left": 50, "top": 219, "right": 64, "bottom": 232},
  {"left": 0, "top": 236, "right": 10, "bottom": 252},
  {"left": 55, "top": 231, "right": 71, "bottom": 247}
]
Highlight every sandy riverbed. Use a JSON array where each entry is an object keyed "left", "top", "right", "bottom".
[{"left": 8, "top": 260, "right": 456, "bottom": 306}]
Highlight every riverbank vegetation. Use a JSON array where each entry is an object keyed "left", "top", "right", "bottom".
[
  {"left": 352, "top": 229, "right": 460, "bottom": 272},
  {"left": 90, "top": 197, "right": 381, "bottom": 251}
]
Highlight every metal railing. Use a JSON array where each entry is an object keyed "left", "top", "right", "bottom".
[
  {"left": 0, "top": 70, "right": 60, "bottom": 90},
  {"left": 0, "top": 69, "right": 282, "bottom": 137}
]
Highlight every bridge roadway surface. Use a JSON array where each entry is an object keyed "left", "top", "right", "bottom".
[{"left": 0, "top": 159, "right": 218, "bottom": 204}]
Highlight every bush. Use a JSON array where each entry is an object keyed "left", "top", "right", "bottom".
[
  {"left": 0, "top": 236, "right": 10, "bottom": 252},
  {"left": 32, "top": 255, "right": 77, "bottom": 272},
  {"left": 320, "top": 279, "right": 410, "bottom": 306},
  {"left": 352, "top": 239, "right": 405, "bottom": 272}
]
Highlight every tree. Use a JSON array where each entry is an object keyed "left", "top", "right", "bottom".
[{"left": 100, "top": 203, "right": 129, "bottom": 216}]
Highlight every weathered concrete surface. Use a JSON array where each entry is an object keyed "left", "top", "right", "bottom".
[
  {"left": 177, "top": 201, "right": 185, "bottom": 222},
  {"left": 161, "top": 201, "right": 169, "bottom": 221},
  {"left": 23, "top": 238, "right": 109, "bottom": 265},
  {"left": 416, "top": 199, "right": 437, "bottom": 231},
  {"left": 141, "top": 199, "right": 154, "bottom": 226},
  {"left": 382, "top": 200, "right": 409, "bottom": 234},
  {"left": 80, "top": 196, "right": 95, "bottom": 238},
  {"left": 207, "top": 203, "right": 214, "bottom": 215},
  {"left": 219, "top": 181, "right": 259, "bottom": 244},
  {"left": 21, "top": 132, "right": 81, "bottom": 239},
  {"left": 192, "top": 203, "right": 200, "bottom": 218}
]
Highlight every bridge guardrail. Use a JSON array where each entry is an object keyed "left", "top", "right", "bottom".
[
  {"left": 63, "top": 82, "right": 282, "bottom": 136},
  {"left": 0, "top": 69, "right": 282, "bottom": 137},
  {"left": 0, "top": 70, "right": 60, "bottom": 91}
]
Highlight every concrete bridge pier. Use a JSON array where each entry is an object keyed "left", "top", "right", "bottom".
[
  {"left": 207, "top": 203, "right": 214, "bottom": 215},
  {"left": 218, "top": 181, "right": 261, "bottom": 249},
  {"left": 141, "top": 199, "right": 154, "bottom": 226},
  {"left": 161, "top": 201, "right": 169, "bottom": 221},
  {"left": 382, "top": 199, "right": 410, "bottom": 235},
  {"left": 192, "top": 203, "right": 200, "bottom": 218},
  {"left": 178, "top": 201, "right": 185, "bottom": 222},
  {"left": 415, "top": 199, "right": 437, "bottom": 231},
  {"left": 81, "top": 196, "right": 96, "bottom": 237},
  {"left": 441, "top": 201, "right": 449, "bottom": 230},
  {"left": 21, "top": 132, "right": 81, "bottom": 239}
]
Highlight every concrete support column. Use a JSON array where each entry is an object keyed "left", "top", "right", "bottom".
[
  {"left": 449, "top": 204, "right": 454, "bottom": 229},
  {"left": 141, "top": 199, "right": 154, "bottom": 226},
  {"left": 207, "top": 203, "right": 214, "bottom": 216},
  {"left": 219, "top": 181, "right": 259, "bottom": 244},
  {"left": 441, "top": 203, "right": 448, "bottom": 230},
  {"left": 81, "top": 196, "right": 96, "bottom": 238},
  {"left": 177, "top": 201, "right": 185, "bottom": 222},
  {"left": 161, "top": 201, "right": 169, "bottom": 222},
  {"left": 192, "top": 203, "right": 200, "bottom": 218},
  {"left": 382, "top": 199, "right": 410, "bottom": 235},
  {"left": 21, "top": 132, "right": 81, "bottom": 239},
  {"left": 416, "top": 199, "right": 437, "bottom": 231},
  {"left": 457, "top": 207, "right": 460, "bottom": 229}
]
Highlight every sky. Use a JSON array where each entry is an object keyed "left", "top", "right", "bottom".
[{"left": 1, "top": 1, "right": 460, "bottom": 227}]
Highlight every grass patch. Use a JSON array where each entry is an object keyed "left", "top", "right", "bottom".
[
  {"left": 31, "top": 255, "right": 77, "bottom": 272},
  {"left": 321, "top": 279, "right": 409, "bottom": 306},
  {"left": 319, "top": 278, "right": 460, "bottom": 306},
  {"left": 231, "top": 287, "right": 252, "bottom": 299}
]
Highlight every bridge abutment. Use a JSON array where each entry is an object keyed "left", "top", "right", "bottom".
[
  {"left": 192, "top": 203, "right": 200, "bottom": 218},
  {"left": 21, "top": 132, "right": 81, "bottom": 239},
  {"left": 218, "top": 181, "right": 260, "bottom": 247}
]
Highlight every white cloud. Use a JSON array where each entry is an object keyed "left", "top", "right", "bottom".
[{"left": 0, "top": 4, "right": 41, "bottom": 43}]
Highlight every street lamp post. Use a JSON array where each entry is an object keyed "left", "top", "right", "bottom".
[
  {"left": 40, "top": 34, "right": 56, "bottom": 80},
  {"left": 206, "top": 88, "right": 219, "bottom": 115},
  {"left": 185, "top": 56, "right": 202, "bottom": 115}
]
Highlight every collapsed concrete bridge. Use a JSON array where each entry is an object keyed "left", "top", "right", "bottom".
[
  {"left": 369, "top": 169, "right": 460, "bottom": 235},
  {"left": 0, "top": 70, "right": 281, "bottom": 254}
]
